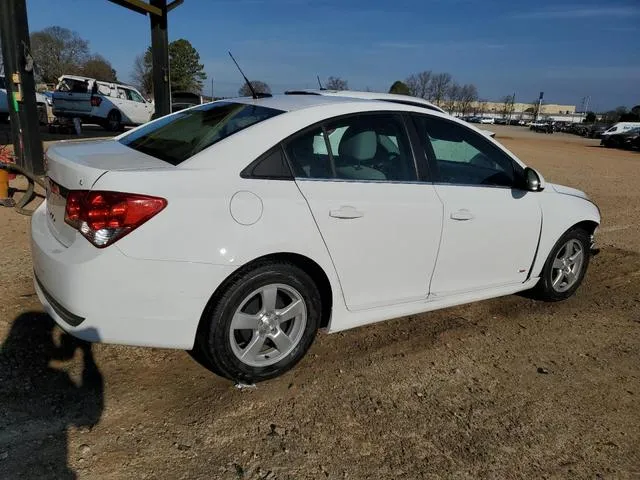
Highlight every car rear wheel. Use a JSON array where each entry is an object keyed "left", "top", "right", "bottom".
[
  {"left": 192, "top": 262, "right": 321, "bottom": 382},
  {"left": 531, "top": 227, "right": 591, "bottom": 302},
  {"left": 106, "top": 110, "right": 122, "bottom": 132}
]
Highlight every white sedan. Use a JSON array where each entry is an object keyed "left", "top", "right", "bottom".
[{"left": 32, "top": 94, "right": 600, "bottom": 382}]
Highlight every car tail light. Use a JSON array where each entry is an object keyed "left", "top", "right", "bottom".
[
  {"left": 64, "top": 191, "right": 167, "bottom": 248},
  {"left": 90, "top": 96, "right": 102, "bottom": 107}
]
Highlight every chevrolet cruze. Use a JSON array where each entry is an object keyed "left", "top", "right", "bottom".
[{"left": 32, "top": 93, "right": 600, "bottom": 382}]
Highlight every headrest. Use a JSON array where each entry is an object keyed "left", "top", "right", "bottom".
[{"left": 338, "top": 130, "right": 377, "bottom": 160}]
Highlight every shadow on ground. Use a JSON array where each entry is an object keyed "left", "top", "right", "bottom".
[{"left": 0, "top": 312, "right": 104, "bottom": 480}]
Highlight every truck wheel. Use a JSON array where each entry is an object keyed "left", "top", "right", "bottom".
[{"left": 106, "top": 110, "right": 122, "bottom": 132}]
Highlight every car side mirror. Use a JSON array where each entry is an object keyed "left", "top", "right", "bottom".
[{"left": 524, "top": 167, "right": 544, "bottom": 192}]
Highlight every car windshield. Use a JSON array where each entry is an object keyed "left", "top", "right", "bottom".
[{"left": 119, "top": 101, "right": 284, "bottom": 166}]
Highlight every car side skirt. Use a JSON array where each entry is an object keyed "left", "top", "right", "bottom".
[{"left": 326, "top": 277, "right": 540, "bottom": 333}]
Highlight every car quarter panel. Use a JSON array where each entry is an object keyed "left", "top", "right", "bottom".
[
  {"left": 531, "top": 191, "right": 601, "bottom": 278},
  {"left": 31, "top": 202, "right": 235, "bottom": 349},
  {"left": 91, "top": 169, "right": 348, "bottom": 328}
]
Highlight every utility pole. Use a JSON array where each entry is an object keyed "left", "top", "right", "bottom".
[{"left": 0, "top": 0, "right": 44, "bottom": 175}]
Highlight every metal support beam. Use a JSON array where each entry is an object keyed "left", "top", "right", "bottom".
[
  {"left": 149, "top": 0, "right": 171, "bottom": 118},
  {"left": 0, "top": 0, "right": 44, "bottom": 175},
  {"left": 167, "top": 0, "right": 184, "bottom": 12},
  {"left": 107, "top": 0, "right": 162, "bottom": 16}
]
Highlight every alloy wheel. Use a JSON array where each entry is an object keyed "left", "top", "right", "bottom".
[
  {"left": 551, "top": 239, "right": 584, "bottom": 293},
  {"left": 229, "top": 284, "right": 307, "bottom": 367}
]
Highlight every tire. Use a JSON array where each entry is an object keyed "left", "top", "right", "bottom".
[
  {"left": 531, "top": 227, "right": 591, "bottom": 302},
  {"left": 192, "top": 262, "right": 322, "bottom": 383},
  {"left": 106, "top": 110, "right": 122, "bottom": 132}
]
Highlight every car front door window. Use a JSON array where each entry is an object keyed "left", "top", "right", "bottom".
[{"left": 414, "top": 115, "right": 519, "bottom": 188}]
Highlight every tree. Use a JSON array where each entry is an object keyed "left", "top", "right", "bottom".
[
  {"left": 132, "top": 39, "right": 206, "bottom": 95},
  {"left": 238, "top": 80, "right": 271, "bottom": 97},
  {"left": 405, "top": 71, "right": 431, "bottom": 99},
  {"left": 389, "top": 80, "right": 410, "bottom": 95},
  {"left": 443, "top": 82, "right": 461, "bottom": 113},
  {"left": 621, "top": 105, "right": 640, "bottom": 121},
  {"left": 458, "top": 83, "right": 478, "bottom": 115},
  {"left": 325, "top": 76, "right": 348, "bottom": 90},
  {"left": 584, "top": 111, "right": 596, "bottom": 123},
  {"left": 30, "top": 26, "right": 89, "bottom": 83},
  {"left": 82, "top": 55, "right": 117, "bottom": 82},
  {"left": 131, "top": 53, "right": 152, "bottom": 95},
  {"left": 500, "top": 94, "right": 516, "bottom": 119},
  {"left": 429, "top": 72, "right": 452, "bottom": 106},
  {"left": 168, "top": 39, "right": 206, "bottom": 93}
]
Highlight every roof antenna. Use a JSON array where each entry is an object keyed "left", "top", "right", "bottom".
[
  {"left": 229, "top": 51, "right": 260, "bottom": 99},
  {"left": 317, "top": 75, "right": 325, "bottom": 90}
]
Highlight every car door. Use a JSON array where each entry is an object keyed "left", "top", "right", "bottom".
[
  {"left": 411, "top": 114, "right": 542, "bottom": 297},
  {"left": 284, "top": 112, "right": 443, "bottom": 311},
  {"left": 120, "top": 88, "right": 147, "bottom": 124},
  {"left": 111, "top": 87, "right": 134, "bottom": 124},
  {"left": 128, "top": 89, "right": 153, "bottom": 124}
]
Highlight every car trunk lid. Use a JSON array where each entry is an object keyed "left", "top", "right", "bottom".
[{"left": 45, "top": 139, "right": 171, "bottom": 247}]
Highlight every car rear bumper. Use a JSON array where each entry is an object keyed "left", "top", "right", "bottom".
[{"left": 31, "top": 202, "right": 236, "bottom": 349}]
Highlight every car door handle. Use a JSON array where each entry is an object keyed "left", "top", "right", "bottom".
[
  {"left": 329, "top": 206, "right": 364, "bottom": 219},
  {"left": 450, "top": 209, "right": 475, "bottom": 221}
]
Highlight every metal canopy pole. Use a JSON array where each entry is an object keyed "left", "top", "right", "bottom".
[
  {"left": 0, "top": 0, "right": 44, "bottom": 175},
  {"left": 108, "top": 0, "right": 183, "bottom": 118},
  {"left": 150, "top": 0, "right": 170, "bottom": 118}
]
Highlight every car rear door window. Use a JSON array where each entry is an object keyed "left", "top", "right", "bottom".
[
  {"left": 413, "top": 115, "right": 519, "bottom": 187},
  {"left": 285, "top": 113, "right": 417, "bottom": 182},
  {"left": 119, "top": 102, "right": 284, "bottom": 166}
]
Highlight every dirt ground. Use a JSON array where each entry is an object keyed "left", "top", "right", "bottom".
[{"left": 1, "top": 126, "right": 638, "bottom": 479}]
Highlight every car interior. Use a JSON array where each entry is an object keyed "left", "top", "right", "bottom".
[{"left": 287, "top": 115, "right": 416, "bottom": 182}]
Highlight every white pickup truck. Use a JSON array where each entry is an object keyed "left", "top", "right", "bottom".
[{"left": 52, "top": 75, "right": 154, "bottom": 131}]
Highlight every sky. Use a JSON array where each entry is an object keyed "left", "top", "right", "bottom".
[{"left": 25, "top": 0, "right": 640, "bottom": 111}]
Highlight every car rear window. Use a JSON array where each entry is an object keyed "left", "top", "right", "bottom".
[{"left": 118, "top": 102, "right": 284, "bottom": 165}]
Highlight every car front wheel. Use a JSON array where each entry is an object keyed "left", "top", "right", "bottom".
[
  {"left": 532, "top": 227, "right": 591, "bottom": 301},
  {"left": 192, "top": 262, "right": 322, "bottom": 382}
]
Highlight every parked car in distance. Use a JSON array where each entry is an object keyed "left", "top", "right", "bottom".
[
  {"left": 531, "top": 120, "right": 555, "bottom": 134},
  {"left": 586, "top": 124, "right": 608, "bottom": 139},
  {"left": 479, "top": 117, "right": 495, "bottom": 124},
  {"left": 0, "top": 75, "right": 50, "bottom": 124},
  {"left": 52, "top": 75, "right": 154, "bottom": 131},
  {"left": 601, "top": 126, "right": 640, "bottom": 149},
  {"left": 285, "top": 89, "right": 497, "bottom": 138},
  {"left": 601, "top": 121, "right": 640, "bottom": 139},
  {"left": 32, "top": 94, "right": 601, "bottom": 383},
  {"left": 0, "top": 76, "right": 9, "bottom": 122}
]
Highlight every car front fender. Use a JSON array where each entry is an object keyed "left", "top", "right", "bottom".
[{"left": 530, "top": 191, "right": 601, "bottom": 278}]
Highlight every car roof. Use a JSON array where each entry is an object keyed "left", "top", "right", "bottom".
[
  {"left": 56, "top": 74, "right": 139, "bottom": 90},
  {"left": 284, "top": 89, "right": 446, "bottom": 113},
  {"left": 222, "top": 93, "right": 374, "bottom": 112}
]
